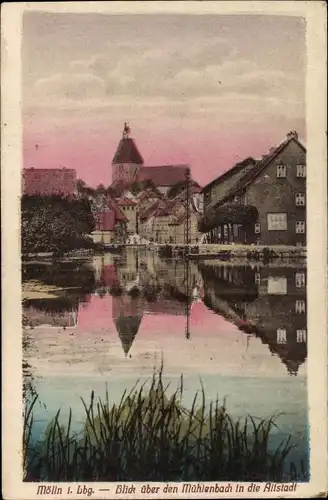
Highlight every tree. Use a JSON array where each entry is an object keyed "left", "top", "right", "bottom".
[
  {"left": 21, "top": 195, "right": 96, "bottom": 256},
  {"left": 96, "top": 184, "right": 106, "bottom": 194}
]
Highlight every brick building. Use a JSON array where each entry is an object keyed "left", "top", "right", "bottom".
[
  {"left": 200, "top": 131, "right": 306, "bottom": 246},
  {"left": 23, "top": 167, "right": 77, "bottom": 197}
]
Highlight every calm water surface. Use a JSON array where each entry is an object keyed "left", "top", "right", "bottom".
[{"left": 23, "top": 249, "right": 308, "bottom": 471}]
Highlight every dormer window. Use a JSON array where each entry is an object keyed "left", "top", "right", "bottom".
[
  {"left": 295, "top": 193, "right": 306, "bottom": 206},
  {"left": 296, "top": 164, "right": 306, "bottom": 178},
  {"left": 276, "top": 164, "right": 287, "bottom": 178}
]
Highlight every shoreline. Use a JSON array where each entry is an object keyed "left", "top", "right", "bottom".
[{"left": 22, "top": 243, "right": 307, "bottom": 261}]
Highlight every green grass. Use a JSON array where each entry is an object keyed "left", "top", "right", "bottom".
[{"left": 23, "top": 370, "right": 306, "bottom": 482}]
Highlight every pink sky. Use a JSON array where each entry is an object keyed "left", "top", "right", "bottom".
[
  {"left": 23, "top": 13, "right": 306, "bottom": 187},
  {"left": 76, "top": 294, "right": 239, "bottom": 342}
]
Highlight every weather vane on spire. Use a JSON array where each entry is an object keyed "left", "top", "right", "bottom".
[{"left": 123, "top": 121, "right": 131, "bottom": 138}]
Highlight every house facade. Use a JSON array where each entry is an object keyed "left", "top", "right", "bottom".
[
  {"left": 169, "top": 210, "right": 202, "bottom": 245},
  {"left": 200, "top": 131, "right": 306, "bottom": 246},
  {"left": 91, "top": 196, "right": 128, "bottom": 245}
]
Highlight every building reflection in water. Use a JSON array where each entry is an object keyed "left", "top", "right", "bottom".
[
  {"left": 22, "top": 249, "right": 307, "bottom": 375},
  {"left": 23, "top": 297, "right": 79, "bottom": 328},
  {"left": 200, "top": 261, "right": 307, "bottom": 375}
]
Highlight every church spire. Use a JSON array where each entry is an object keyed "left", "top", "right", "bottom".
[
  {"left": 112, "top": 123, "right": 144, "bottom": 165},
  {"left": 123, "top": 121, "right": 131, "bottom": 139}
]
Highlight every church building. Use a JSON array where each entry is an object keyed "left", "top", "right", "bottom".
[{"left": 111, "top": 123, "right": 190, "bottom": 195}]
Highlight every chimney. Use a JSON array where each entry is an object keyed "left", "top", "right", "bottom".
[{"left": 287, "top": 130, "right": 298, "bottom": 140}]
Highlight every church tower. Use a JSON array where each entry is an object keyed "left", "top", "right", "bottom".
[{"left": 112, "top": 122, "right": 144, "bottom": 185}]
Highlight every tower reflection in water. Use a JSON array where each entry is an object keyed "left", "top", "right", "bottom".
[{"left": 22, "top": 250, "right": 307, "bottom": 375}]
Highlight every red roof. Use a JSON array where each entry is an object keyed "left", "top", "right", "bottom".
[
  {"left": 95, "top": 211, "right": 116, "bottom": 231},
  {"left": 94, "top": 196, "right": 128, "bottom": 231},
  {"left": 112, "top": 137, "right": 144, "bottom": 164},
  {"left": 116, "top": 197, "right": 137, "bottom": 207},
  {"left": 107, "top": 197, "right": 128, "bottom": 222},
  {"left": 138, "top": 165, "right": 189, "bottom": 187},
  {"left": 23, "top": 168, "right": 77, "bottom": 197}
]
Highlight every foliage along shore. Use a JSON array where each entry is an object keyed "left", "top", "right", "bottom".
[{"left": 23, "top": 370, "right": 307, "bottom": 482}]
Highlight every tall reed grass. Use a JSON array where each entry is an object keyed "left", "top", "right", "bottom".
[{"left": 23, "top": 370, "right": 306, "bottom": 482}]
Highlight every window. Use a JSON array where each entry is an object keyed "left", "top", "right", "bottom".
[
  {"left": 267, "top": 276, "right": 287, "bottom": 295},
  {"left": 255, "top": 223, "right": 261, "bottom": 234},
  {"left": 295, "top": 193, "right": 305, "bottom": 206},
  {"left": 277, "top": 329, "right": 287, "bottom": 344},
  {"left": 255, "top": 272, "right": 261, "bottom": 284},
  {"left": 295, "top": 272, "right": 306, "bottom": 287},
  {"left": 276, "top": 164, "right": 287, "bottom": 178},
  {"left": 296, "top": 221, "right": 306, "bottom": 234},
  {"left": 267, "top": 213, "right": 287, "bottom": 231},
  {"left": 296, "top": 329, "right": 307, "bottom": 343},
  {"left": 296, "top": 164, "right": 306, "bottom": 178},
  {"left": 295, "top": 300, "right": 306, "bottom": 313}
]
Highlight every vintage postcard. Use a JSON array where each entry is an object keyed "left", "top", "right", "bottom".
[{"left": 2, "top": 1, "right": 327, "bottom": 499}]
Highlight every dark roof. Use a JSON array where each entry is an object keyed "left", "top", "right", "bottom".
[
  {"left": 202, "top": 133, "right": 306, "bottom": 206},
  {"left": 138, "top": 165, "right": 189, "bottom": 187},
  {"left": 112, "top": 137, "right": 144, "bottom": 164},
  {"left": 202, "top": 157, "right": 256, "bottom": 193},
  {"left": 222, "top": 135, "right": 306, "bottom": 202},
  {"left": 23, "top": 168, "right": 77, "bottom": 197},
  {"left": 139, "top": 199, "right": 167, "bottom": 221}
]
